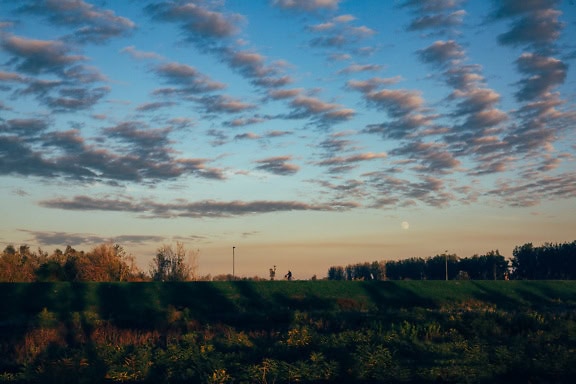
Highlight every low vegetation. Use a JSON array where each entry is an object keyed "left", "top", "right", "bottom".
[{"left": 1, "top": 281, "right": 576, "bottom": 383}]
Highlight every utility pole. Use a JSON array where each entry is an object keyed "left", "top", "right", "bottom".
[{"left": 232, "top": 246, "right": 236, "bottom": 279}]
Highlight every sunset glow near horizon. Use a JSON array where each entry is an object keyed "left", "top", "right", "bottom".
[{"left": 1, "top": 0, "right": 575, "bottom": 279}]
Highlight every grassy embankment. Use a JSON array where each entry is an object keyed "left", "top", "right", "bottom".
[{"left": 1, "top": 281, "right": 576, "bottom": 383}]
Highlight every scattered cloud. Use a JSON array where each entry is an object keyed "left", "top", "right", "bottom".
[
  {"left": 1, "top": 35, "right": 85, "bottom": 75},
  {"left": 39, "top": 195, "right": 360, "bottom": 218},
  {"left": 407, "top": 10, "right": 466, "bottom": 31},
  {"left": 338, "top": 63, "right": 382, "bottom": 74},
  {"left": 20, "top": 229, "right": 164, "bottom": 247},
  {"left": 146, "top": 1, "right": 243, "bottom": 41},
  {"left": 514, "top": 53, "right": 567, "bottom": 102},
  {"left": 254, "top": 155, "right": 300, "bottom": 175},
  {"left": 121, "top": 45, "right": 164, "bottom": 60},
  {"left": 17, "top": 0, "right": 135, "bottom": 44},
  {"left": 154, "top": 61, "right": 226, "bottom": 94},
  {"left": 272, "top": 0, "right": 341, "bottom": 12}
]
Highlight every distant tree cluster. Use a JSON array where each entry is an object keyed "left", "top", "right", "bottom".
[
  {"left": 327, "top": 241, "right": 576, "bottom": 281},
  {"left": 0, "top": 244, "right": 143, "bottom": 282},
  {"left": 384, "top": 251, "right": 508, "bottom": 280},
  {"left": 0, "top": 242, "right": 199, "bottom": 282},
  {"left": 327, "top": 261, "right": 386, "bottom": 280},
  {"left": 511, "top": 241, "right": 576, "bottom": 279}
]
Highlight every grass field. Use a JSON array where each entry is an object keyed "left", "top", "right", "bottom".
[{"left": 1, "top": 281, "right": 576, "bottom": 383}]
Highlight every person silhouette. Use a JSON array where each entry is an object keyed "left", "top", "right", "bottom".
[{"left": 285, "top": 270, "right": 292, "bottom": 280}]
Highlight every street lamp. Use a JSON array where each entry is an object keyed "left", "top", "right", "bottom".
[
  {"left": 232, "top": 246, "right": 236, "bottom": 279},
  {"left": 445, "top": 250, "right": 448, "bottom": 281}
]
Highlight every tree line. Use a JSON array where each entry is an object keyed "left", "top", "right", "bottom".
[
  {"left": 0, "top": 242, "right": 197, "bottom": 282},
  {"left": 327, "top": 241, "right": 576, "bottom": 280},
  {"left": 1, "top": 240, "right": 575, "bottom": 282}
]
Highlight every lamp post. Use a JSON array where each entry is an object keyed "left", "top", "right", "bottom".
[
  {"left": 232, "top": 246, "right": 236, "bottom": 279},
  {"left": 445, "top": 250, "right": 448, "bottom": 281}
]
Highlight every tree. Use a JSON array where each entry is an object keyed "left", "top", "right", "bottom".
[
  {"left": 327, "top": 266, "right": 345, "bottom": 280},
  {"left": 149, "top": 242, "right": 198, "bottom": 281},
  {"left": 0, "top": 245, "right": 39, "bottom": 282},
  {"left": 511, "top": 241, "right": 576, "bottom": 279},
  {"left": 77, "top": 243, "right": 139, "bottom": 281},
  {"left": 385, "top": 258, "right": 427, "bottom": 280},
  {"left": 426, "top": 253, "right": 459, "bottom": 280},
  {"left": 458, "top": 250, "right": 509, "bottom": 280}
]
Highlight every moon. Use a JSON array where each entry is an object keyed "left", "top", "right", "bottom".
[{"left": 401, "top": 221, "right": 410, "bottom": 230}]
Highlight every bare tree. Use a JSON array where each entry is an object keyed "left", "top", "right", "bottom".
[{"left": 149, "top": 242, "right": 199, "bottom": 281}]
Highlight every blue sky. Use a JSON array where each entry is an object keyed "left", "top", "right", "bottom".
[{"left": 1, "top": 0, "right": 575, "bottom": 279}]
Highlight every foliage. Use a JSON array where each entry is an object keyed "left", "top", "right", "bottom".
[
  {"left": 1, "top": 281, "right": 576, "bottom": 383},
  {"left": 328, "top": 261, "right": 386, "bottom": 280},
  {"left": 149, "top": 242, "right": 198, "bottom": 282},
  {"left": 1, "top": 244, "right": 142, "bottom": 282},
  {"left": 511, "top": 241, "right": 576, "bottom": 279}
]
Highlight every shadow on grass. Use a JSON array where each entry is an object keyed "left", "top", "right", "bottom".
[{"left": 362, "top": 281, "right": 437, "bottom": 310}]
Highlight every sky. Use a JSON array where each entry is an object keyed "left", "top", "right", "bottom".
[{"left": 1, "top": 0, "right": 575, "bottom": 279}]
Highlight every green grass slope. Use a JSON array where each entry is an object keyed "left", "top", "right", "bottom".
[{"left": 1, "top": 281, "right": 576, "bottom": 383}]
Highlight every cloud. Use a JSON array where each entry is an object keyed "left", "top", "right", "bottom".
[
  {"left": 363, "top": 113, "right": 435, "bottom": 140},
  {"left": 491, "top": 1, "right": 563, "bottom": 52},
  {"left": 234, "top": 132, "right": 261, "bottom": 140},
  {"left": 514, "top": 53, "right": 567, "bottom": 102},
  {"left": 275, "top": 91, "right": 355, "bottom": 126},
  {"left": 402, "top": 0, "right": 464, "bottom": 13},
  {"left": 39, "top": 195, "right": 360, "bottom": 218},
  {"left": 504, "top": 93, "right": 575, "bottom": 154},
  {"left": 268, "top": 88, "right": 303, "bottom": 100},
  {"left": 18, "top": 0, "right": 135, "bottom": 44},
  {"left": 264, "top": 130, "right": 293, "bottom": 138},
  {"left": 272, "top": 0, "right": 341, "bottom": 12},
  {"left": 221, "top": 48, "right": 291, "bottom": 89},
  {"left": 0, "top": 118, "right": 49, "bottom": 136},
  {"left": 313, "top": 178, "right": 368, "bottom": 200},
  {"left": 154, "top": 62, "right": 226, "bottom": 93},
  {"left": 194, "top": 95, "right": 256, "bottom": 114},
  {"left": 293, "top": 94, "right": 331, "bottom": 112},
  {"left": 102, "top": 122, "right": 173, "bottom": 157},
  {"left": 0, "top": 33, "right": 110, "bottom": 113},
  {"left": 450, "top": 88, "right": 501, "bottom": 115},
  {"left": 444, "top": 65, "right": 484, "bottom": 91},
  {"left": 410, "top": 24, "right": 511, "bottom": 172},
  {"left": 121, "top": 46, "right": 164, "bottom": 60},
  {"left": 346, "top": 76, "right": 402, "bottom": 92},
  {"left": 390, "top": 141, "right": 460, "bottom": 174},
  {"left": 316, "top": 152, "right": 387, "bottom": 174},
  {"left": 0, "top": 70, "right": 26, "bottom": 83},
  {"left": 363, "top": 172, "right": 455, "bottom": 208},
  {"left": 1, "top": 35, "right": 85, "bottom": 75},
  {"left": 338, "top": 63, "right": 382, "bottom": 74},
  {"left": 407, "top": 10, "right": 466, "bottom": 31},
  {"left": 0, "top": 119, "right": 226, "bottom": 183},
  {"left": 44, "top": 86, "right": 110, "bottom": 111},
  {"left": 146, "top": 1, "right": 243, "bottom": 41},
  {"left": 254, "top": 155, "right": 300, "bottom": 175},
  {"left": 490, "top": 0, "right": 559, "bottom": 18},
  {"left": 224, "top": 116, "right": 268, "bottom": 127},
  {"left": 20, "top": 229, "right": 164, "bottom": 247},
  {"left": 418, "top": 40, "right": 465, "bottom": 66},
  {"left": 497, "top": 9, "right": 562, "bottom": 48},
  {"left": 318, "top": 131, "right": 358, "bottom": 153},
  {"left": 363, "top": 89, "right": 424, "bottom": 117},
  {"left": 487, "top": 171, "right": 576, "bottom": 207},
  {"left": 309, "top": 35, "right": 347, "bottom": 48},
  {"left": 136, "top": 101, "right": 177, "bottom": 112}
]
